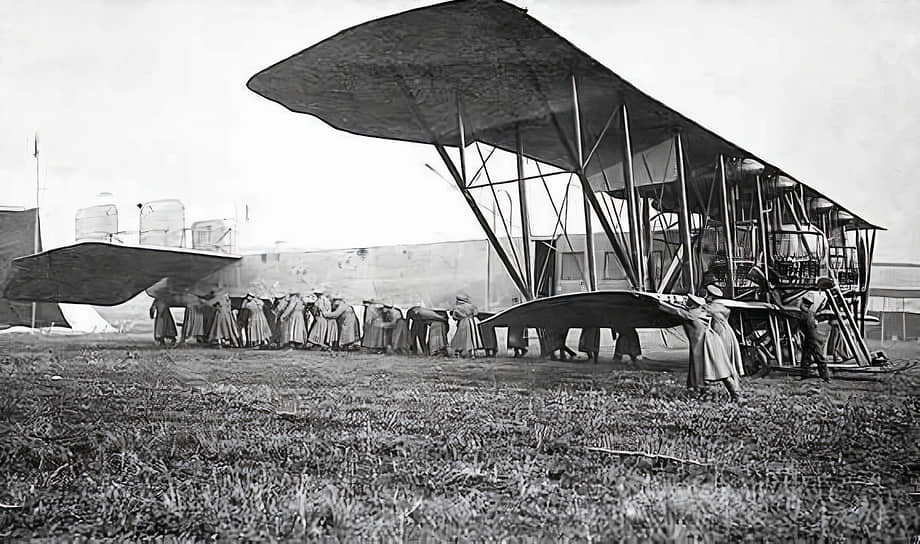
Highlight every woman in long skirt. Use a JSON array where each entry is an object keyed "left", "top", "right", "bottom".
[
  {"left": 361, "top": 301, "right": 387, "bottom": 353},
  {"left": 279, "top": 294, "right": 307, "bottom": 347},
  {"left": 613, "top": 328, "right": 643, "bottom": 362},
  {"left": 578, "top": 327, "right": 601, "bottom": 363},
  {"left": 181, "top": 298, "right": 206, "bottom": 344},
  {"left": 658, "top": 294, "right": 740, "bottom": 401},
  {"left": 540, "top": 328, "right": 574, "bottom": 360},
  {"left": 308, "top": 291, "right": 337, "bottom": 349},
  {"left": 208, "top": 293, "right": 241, "bottom": 347},
  {"left": 428, "top": 317, "right": 449, "bottom": 356},
  {"left": 704, "top": 285, "right": 744, "bottom": 380},
  {"left": 507, "top": 325, "right": 528, "bottom": 358},
  {"left": 150, "top": 297, "right": 177, "bottom": 345},
  {"left": 449, "top": 293, "right": 482, "bottom": 358},
  {"left": 243, "top": 294, "right": 272, "bottom": 348},
  {"left": 385, "top": 306, "right": 410, "bottom": 354},
  {"left": 324, "top": 296, "right": 361, "bottom": 350}
]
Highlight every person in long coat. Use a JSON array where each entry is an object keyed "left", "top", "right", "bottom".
[
  {"left": 449, "top": 293, "right": 483, "bottom": 358},
  {"left": 477, "top": 311, "right": 497, "bottom": 357},
  {"left": 613, "top": 328, "right": 643, "bottom": 362},
  {"left": 578, "top": 327, "right": 601, "bottom": 363},
  {"left": 658, "top": 294, "right": 740, "bottom": 401},
  {"left": 704, "top": 285, "right": 745, "bottom": 381},
  {"left": 427, "top": 310, "right": 450, "bottom": 356},
  {"left": 207, "top": 292, "right": 241, "bottom": 347},
  {"left": 149, "top": 297, "right": 177, "bottom": 345},
  {"left": 242, "top": 294, "right": 272, "bottom": 348},
  {"left": 407, "top": 306, "right": 430, "bottom": 355},
  {"left": 507, "top": 325, "right": 528, "bottom": 358},
  {"left": 380, "top": 305, "right": 410, "bottom": 354},
  {"left": 308, "top": 290, "right": 337, "bottom": 349},
  {"left": 180, "top": 297, "right": 207, "bottom": 344},
  {"left": 200, "top": 291, "right": 216, "bottom": 341},
  {"left": 361, "top": 301, "right": 387, "bottom": 353},
  {"left": 267, "top": 296, "right": 285, "bottom": 346},
  {"left": 236, "top": 298, "right": 251, "bottom": 347},
  {"left": 279, "top": 293, "right": 307, "bottom": 347},
  {"left": 323, "top": 295, "right": 361, "bottom": 350},
  {"left": 794, "top": 296, "right": 830, "bottom": 382},
  {"left": 540, "top": 328, "right": 575, "bottom": 360}
]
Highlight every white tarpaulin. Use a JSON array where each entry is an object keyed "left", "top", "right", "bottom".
[{"left": 59, "top": 304, "right": 117, "bottom": 333}]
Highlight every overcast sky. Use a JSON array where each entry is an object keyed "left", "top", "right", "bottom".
[{"left": 1, "top": 0, "right": 918, "bottom": 261}]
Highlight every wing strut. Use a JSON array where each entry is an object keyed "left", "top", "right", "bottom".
[
  {"left": 675, "top": 131, "right": 695, "bottom": 292},
  {"left": 718, "top": 154, "right": 736, "bottom": 296},
  {"left": 394, "top": 74, "right": 531, "bottom": 300},
  {"left": 620, "top": 104, "right": 646, "bottom": 290},
  {"left": 572, "top": 75, "right": 597, "bottom": 290},
  {"left": 515, "top": 126, "right": 535, "bottom": 299}
]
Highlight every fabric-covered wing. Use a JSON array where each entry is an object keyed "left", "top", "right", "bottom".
[
  {"left": 481, "top": 291, "right": 683, "bottom": 330},
  {"left": 2, "top": 242, "right": 239, "bottom": 306},
  {"left": 247, "top": 0, "right": 878, "bottom": 229}
]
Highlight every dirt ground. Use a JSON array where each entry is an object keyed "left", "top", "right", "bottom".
[{"left": 0, "top": 333, "right": 918, "bottom": 540}]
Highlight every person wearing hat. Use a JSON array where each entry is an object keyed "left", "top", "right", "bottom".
[
  {"left": 795, "top": 294, "right": 830, "bottom": 381},
  {"left": 149, "top": 296, "right": 178, "bottom": 346},
  {"left": 278, "top": 293, "right": 308, "bottom": 348},
  {"left": 206, "top": 291, "right": 241, "bottom": 348},
  {"left": 407, "top": 305, "right": 449, "bottom": 356},
  {"left": 704, "top": 284, "right": 745, "bottom": 380},
  {"left": 180, "top": 294, "right": 208, "bottom": 344},
  {"left": 242, "top": 293, "right": 272, "bottom": 348},
  {"left": 450, "top": 293, "right": 483, "bottom": 358},
  {"left": 658, "top": 293, "right": 741, "bottom": 401},
  {"left": 323, "top": 295, "right": 361, "bottom": 350},
  {"left": 361, "top": 300, "right": 387, "bottom": 353},
  {"left": 308, "top": 289, "right": 337, "bottom": 350}
]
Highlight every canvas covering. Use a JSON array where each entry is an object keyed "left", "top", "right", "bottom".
[
  {"left": 3, "top": 242, "right": 239, "bottom": 306},
  {"left": 247, "top": 0, "right": 877, "bottom": 228}
]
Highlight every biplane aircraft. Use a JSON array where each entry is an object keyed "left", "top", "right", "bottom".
[
  {"left": 244, "top": 0, "right": 885, "bottom": 370},
  {"left": 2, "top": 0, "right": 884, "bottom": 371}
]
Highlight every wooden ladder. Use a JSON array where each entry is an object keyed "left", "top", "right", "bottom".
[{"left": 821, "top": 279, "right": 872, "bottom": 366}]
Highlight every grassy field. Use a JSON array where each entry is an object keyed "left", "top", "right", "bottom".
[{"left": 0, "top": 334, "right": 918, "bottom": 541}]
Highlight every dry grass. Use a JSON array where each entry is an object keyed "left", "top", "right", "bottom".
[{"left": 0, "top": 334, "right": 918, "bottom": 541}]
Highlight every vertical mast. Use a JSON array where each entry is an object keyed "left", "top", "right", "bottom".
[{"left": 31, "top": 134, "right": 39, "bottom": 330}]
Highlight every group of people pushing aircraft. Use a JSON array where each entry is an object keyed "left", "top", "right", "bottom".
[
  {"left": 149, "top": 290, "right": 519, "bottom": 359},
  {"left": 149, "top": 270, "right": 830, "bottom": 401}
]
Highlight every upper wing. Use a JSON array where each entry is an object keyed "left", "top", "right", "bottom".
[
  {"left": 481, "top": 290, "right": 685, "bottom": 330},
  {"left": 246, "top": 0, "right": 878, "bottom": 229},
  {"left": 2, "top": 242, "right": 239, "bottom": 306}
]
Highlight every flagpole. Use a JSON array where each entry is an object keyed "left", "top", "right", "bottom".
[{"left": 31, "top": 133, "right": 39, "bottom": 330}]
